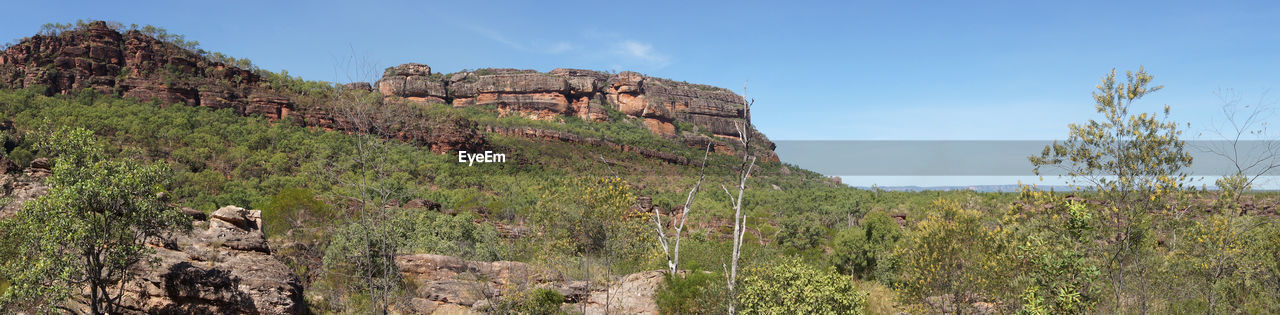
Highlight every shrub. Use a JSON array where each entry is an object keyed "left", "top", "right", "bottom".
[
  {"left": 655, "top": 270, "right": 727, "bottom": 314},
  {"left": 895, "top": 199, "right": 1014, "bottom": 311},
  {"left": 776, "top": 212, "right": 826, "bottom": 251},
  {"left": 398, "top": 211, "right": 507, "bottom": 261},
  {"left": 832, "top": 211, "right": 902, "bottom": 280},
  {"left": 259, "top": 187, "right": 331, "bottom": 239},
  {"left": 489, "top": 287, "right": 564, "bottom": 315},
  {"left": 738, "top": 257, "right": 865, "bottom": 314}
]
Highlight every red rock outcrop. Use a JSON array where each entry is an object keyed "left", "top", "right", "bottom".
[
  {"left": 0, "top": 21, "right": 775, "bottom": 160},
  {"left": 373, "top": 63, "right": 774, "bottom": 153},
  {"left": 0, "top": 22, "right": 484, "bottom": 154}
]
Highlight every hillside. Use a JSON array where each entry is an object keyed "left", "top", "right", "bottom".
[
  {"left": 3, "top": 20, "right": 1280, "bottom": 315},
  {"left": 0, "top": 20, "right": 854, "bottom": 313}
]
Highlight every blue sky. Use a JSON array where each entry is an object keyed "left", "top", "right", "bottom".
[{"left": 2, "top": 0, "right": 1278, "bottom": 142}]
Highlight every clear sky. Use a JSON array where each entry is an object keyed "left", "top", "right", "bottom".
[{"left": 2, "top": 0, "right": 1277, "bottom": 142}]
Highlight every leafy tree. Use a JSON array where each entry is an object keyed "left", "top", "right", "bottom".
[
  {"left": 0, "top": 127, "right": 188, "bottom": 314},
  {"left": 259, "top": 187, "right": 332, "bottom": 239},
  {"left": 1029, "top": 67, "right": 1192, "bottom": 312},
  {"left": 776, "top": 212, "right": 827, "bottom": 251},
  {"left": 737, "top": 257, "right": 865, "bottom": 314},
  {"left": 832, "top": 211, "right": 902, "bottom": 280},
  {"left": 1004, "top": 194, "right": 1103, "bottom": 314},
  {"left": 531, "top": 176, "right": 650, "bottom": 262},
  {"left": 895, "top": 199, "right": 1013, "bottom": 312}
]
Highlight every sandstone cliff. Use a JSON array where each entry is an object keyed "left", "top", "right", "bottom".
[
  {"left": 0, "top": 21, "right": 483, "bottom": 154},
  {"left": 0, "top": 21, "right": 776, "bottom": 161},
  {"left": 376, "top": 64, "right": 775, "bottom": 150}
]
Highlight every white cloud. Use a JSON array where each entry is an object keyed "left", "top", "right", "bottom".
[
  {"left": 465, "top": 25, "right": 580, "bottom": 54},
  {"left": 612, "top": 40, "right": 670, "bottom": 68},
  {"left": 546, "top": 41, "right": 575, "bottom": 54}
]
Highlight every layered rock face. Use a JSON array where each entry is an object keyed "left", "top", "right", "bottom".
[
  {"left": 0, "top": 22, "right": 483, "bottom": 153},
  {"left": 0, "top": 21, "right": 773, "bottom": 158},
  {"left": 395, "top": 253, "right": 662, "bottom": 314},
  {"left": 376, "top": 64, "right": 774, "bottom": 149},
  {"left": 97, "top": 205, "right": 308, "bottom": 314}
]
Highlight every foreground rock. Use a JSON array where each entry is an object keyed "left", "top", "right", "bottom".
[
  {"left": 72, "top": 205, "right": 307, "bottom": 314},
  {"left": 394, "top": 254, "right": 662, "bottom": 314}
]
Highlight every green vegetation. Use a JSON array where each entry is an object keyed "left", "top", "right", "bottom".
[
  {"left": 656, "top": 270, "right": 727, "bottom": 314},
  {"left": 0, "top": 127, "right": 188, "bottom": 314},
  {"left": 832, "top": 210, "right": 902, "bottom": 281},
  {"left": 1, "top": 31, "right": 1279, "bottom": 314},
  {"left": 737, "top": 258, "right": 865, "bottom": 314}
]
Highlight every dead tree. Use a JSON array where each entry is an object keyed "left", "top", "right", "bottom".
[
  {"left": 326, "top": 52, "right": 412, "bottom": 314},
  {"left": 651, "top": 141, "right": 713, "bottom": 274},
  {"left": 721, "top": 96, "right": 756, "bottom": 314}
]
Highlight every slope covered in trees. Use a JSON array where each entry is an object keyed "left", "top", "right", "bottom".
[{"left": 1, "top": 21, "right": 1279, "bottom": 314}]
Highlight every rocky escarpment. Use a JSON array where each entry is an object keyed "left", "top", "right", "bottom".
[
  {"left": 0, "top": 21, "right": 774, "bottom": 159},
  {"left": 376, "top": 64, "right": 774, "bottom": 150},
  {"left": 0, "top": 21, "right": 482, "bottom": 153},
  {"left": 73, "top": 205, "right": 308, "bottom": 314}
]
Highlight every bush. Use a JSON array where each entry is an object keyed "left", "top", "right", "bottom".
[
  {"left": 656, "top": 270, "right": 727, "bottom": 314},
  {"left": 737, "top": 257, "right": 865, "bottom": 314},
  {"left": 489, "top": 287, "right": 564, "bottom": 315},
  {"left": 259, "top": 188, "right": 331, "bottom": 239},
  {"left": 776, "top": 212, "right": 827, "bottom": 251},
  {"left": 529, "top": 177, "right": 652, "bottom": 266},
  {"left": 895, "top": 199, "right": 1014, "bottom": 311},
  {"left": 832, "top": 211, "right": 902, "bottom": 280},
  {"left": 398, "top": 211, "right": 507, "bottom": 261}
]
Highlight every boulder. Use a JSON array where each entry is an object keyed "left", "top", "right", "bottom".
[
  {"left": 396, "top": 253, "right": 665, "bottom": 315},
  {"left": 0, "top": 171, "right": 48, "bottom": 218},
  {"left": 0, "top": 157, "right": 16, "bottom": 174},
  {"left": 28, "top": 157, "right": 51, "bottom": 170},
  {"left": 580, "top": 270, "right": 664, "bottom": 314},
  {"left": 53, "top": 205, "right": 309, "bottom": 314}
]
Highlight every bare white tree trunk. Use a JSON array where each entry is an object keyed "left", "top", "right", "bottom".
[
  {"left": 652, "top": 142, "right": 712, "bottom": 274},
  {"left": 721, "top": 96, "right": 755, "bottom": 314}
]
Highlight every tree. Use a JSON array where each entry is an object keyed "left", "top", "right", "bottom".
[
  {"left": 1029, "top": 67, "right": 1192, "bottom": 312},
  {"left": 895, "top": 199, "right": 1013, "bottom": 312},
  {"left": 323, "top": 53, "right": 413, "bottom": 313},
  {"left": 737, "top": 257, "right": 865, "bottom": 314},
  {"left": 1178, "top": 89, "right": 1280, "bottom": 313},
  {"left": 0, "top": 127, "right": 188, "bottom": 314},
  {"left": 651, "top": 141, "right": 711, "bottom": 274},
  {"left": 721, "top": 93, "right": 757, "bottom": 314},
  {"left": 832, "top": 211, "right": 902, "bottom": 280}
]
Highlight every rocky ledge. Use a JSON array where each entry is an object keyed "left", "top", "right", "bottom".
[
  {"left": 72, "top": 205, "right": 308, "bottom": 314},
  {"left": 377, "top": 64, "right": 773, "bottom": 149},
  {"left": 0, "top": 21, "right": 774, "bottom": 160},
  {"left": 395, "top": 253, "right": 664, "bottom": 314}
]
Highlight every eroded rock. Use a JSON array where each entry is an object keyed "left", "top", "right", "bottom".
[{"left": 86, "top": 205, "right": 307, "bottom": 314}]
